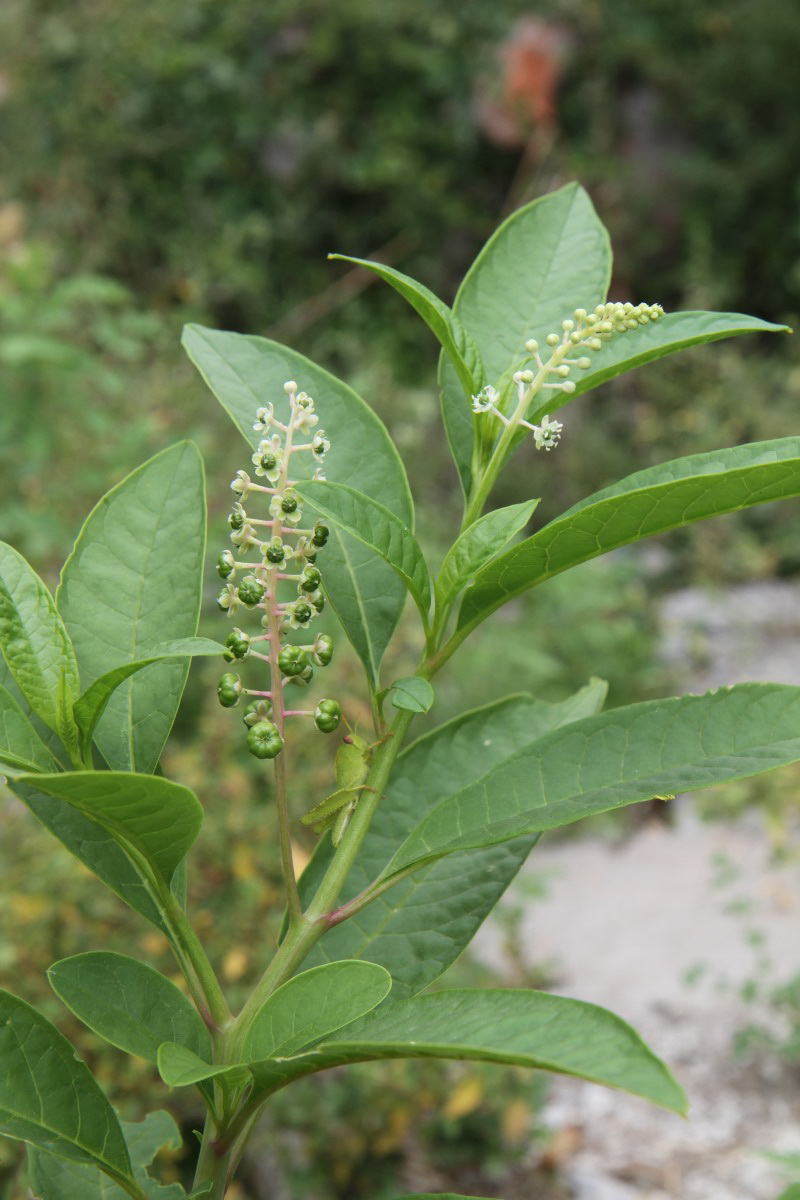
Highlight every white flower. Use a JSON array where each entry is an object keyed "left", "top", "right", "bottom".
[
  {"left": 253, "top": 404, "right": 274, "bottom": 433},
  {"left": 471, "top": 385, "right": 500, "bottom": 414},
  {"left": 230, "top": 469, "right": 252, "bottom": 496},
  {"left": 530, "top": 414, "right": 563, "bottom": 451},
  {"left": 311, "top": 431, "right": 330, "bottom": 461},
  {"left": 251, "top": 438, "right": 284, "bottom": 482}
]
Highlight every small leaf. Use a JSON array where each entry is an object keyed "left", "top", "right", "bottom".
[
  {"left": 0, "top": 989, "right": 132, "bottom": 1181},
  {"left": 157, "top": 1043, "right": 251, "bottom": 1091},
  {"left": 12, "top": 772, "right": 202, "bottom": 888},
  {"left": 329, "top": 255, "right": 486, "bottom": 400},
  {"left": 57, "top": 443, "right": 207, "bottom": 773},
  {"left": 384, "top": 684, "right": 800, "bottom": 878},
  {"left": 434, "top": 498, "right": 538, "bottom": 623},
  {"left": 250, "top": 989, "right": 686, "bottom": 1114},
  {"left": 296, "top": 480, "right": 431, "bottom": 629},
  {"left": 0, "top": 682, "right": 60, "bottom": 774},
  {"left": 457, "top": 438, "right": 800, "bottom": 639},
  {"left": 72, "top": 638, "right": 225, "bottom": 764},
  {"left": 299, "top": 681, "right": 607, "bottom": 999},
  {"left": 243, "top": 961, "right": 392, "bottom": 1061},
  {"left": 48, "top": 952, "right": 212, "bottom": 1063},
  {"left": 440, "top": 184, "right": 611, "bottom": 495},
  {"left": 182, "top": 324, "right": 412, "bottom": 687},
  {"left": 390, "top": 677, "right": 435, "bottom": 714},
  {"left": 0, "top": 542, "right": 80, "bottom": 756}
]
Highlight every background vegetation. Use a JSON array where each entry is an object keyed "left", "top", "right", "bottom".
[{"left": 1, "top": 1, "right": 799, "bottom": 1195}]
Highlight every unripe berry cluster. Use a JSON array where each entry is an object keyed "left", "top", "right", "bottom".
[{"left": 215, "top": 385, "right": 342, "bottom": 759}]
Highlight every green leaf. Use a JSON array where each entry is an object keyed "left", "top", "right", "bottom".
[
  {"left": 251, "top": 989, "right": 686, "bottom": 1114},
  {"left": 329, "top": 255, "right": 486, "bottom": 400},
  {"left": 12, "top": 772, "right": 202, "bottom": 888},
  {"left": 48, "top": 952, "right": 212, "bottom": 1064},
  {"left": 384, "top": 684, "right": 800, "bottom": 878},
  {"left": 0, "top": 542, "right": 81, "bottom": 757},
  {"left": 390, "top": 677, "right": 435, "bottom": 714},
  {"left": 156, "top": 1043, "right": 251, "bottom": 1092},
  {"left": 28, "top": 1110, "right": 186, "bottom": 1200},
  {"left": 434, "top": 498, "right": 538, "bottom": 623},
  {"left": 182, "top": 324, "right": 413, "bottom": 687},
  {"left": 9, "top": 780, "right": 170, "bottom": 932},
  {"left": 56, "top": 443, "right": 207, "bottom": 773},
  {"left": 0, "top": 682, "right": 60, "bottom": 774},
  {"left": 72, "top": 638, "right": 225, "bottom": 764},
  {"left": 440, "top": 183, "right": 611, "bottom": 494},
  {"left": 295, "top": 480, "right": 431, "bottom": 629},
  {"left": 242, "top": 961, "right": 392, "bottom": 1062},
  {"left": 564, "top": 310, "right": 791, "bottom": 412},
  {"left": 776, "top": 1188, "right": 800, "bottom": 1200},
  {"left": 457, "top": 438, "right": 800, "bottom": 639},
  {"left": 299, "top": 681, "right": 607, "bottom": 999},
  {"left": 0, "top": 989, "right": 133, "bottom": 1181}
]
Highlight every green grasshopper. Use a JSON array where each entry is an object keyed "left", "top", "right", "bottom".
[{"left": 301, "top": 729, "right": 376, "bottom": 846}]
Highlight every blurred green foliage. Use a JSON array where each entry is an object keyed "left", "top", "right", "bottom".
[{"left": 1, "top": 1, "right": 800, "bottom": 1195}]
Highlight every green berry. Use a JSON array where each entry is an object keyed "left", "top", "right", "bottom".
[
  {"left": 223, "top": 628, "right": 250, "bottom": 661},
  {"left": 311, "top": 593, "right": 325, "bottom": 613},
  {"left": 217, "top": 550, "right": 235, "bottom": 579},
  {"left": 312, "top": 634, "right": 334, "bottom": 667},
  {"left": 238, "top": 574, "right": 266, "bottom": 606},
  {"left": 314, "top": 699, "right": 341, "bottom": 733},
  {"left": 228, "top": 507, "right": 245, "bottom": 532},
  {"left": 265, "top": 542, "right": 286, "bottom": 564},
  {"left": 258, "top": 451, "right": 277, "bottom": 472},
  {"left": 299, "top": 566, "right": 322, "bottom": 593},
  {"left": 278, "top": 645, "right": 310, "bottom": 677},
  {"left": 247, "top": 720, "right": 284, "bottom": 759},
  {"left": 217, "top": 672, "right": 242, "bottom": 708},
  {"left": 281, "top": 494, "right": 298, "bottom": 514},
  {"left": 293, "top": 601, "right": 313, "bottom": 625},
  {"left": 243, "top": 699, "right": 272, "bottom": 727},
  {"left": 311, "top": 521, "right": 329, "bottom": 548}
]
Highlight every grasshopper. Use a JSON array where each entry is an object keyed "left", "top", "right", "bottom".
[{"left": 301, "top": 729, "right": 377, "bottom": 846}]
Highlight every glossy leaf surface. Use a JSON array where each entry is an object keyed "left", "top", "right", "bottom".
[
  {"left": 329, "top": 255, "right": 485, "bottom": 400},
  {"left": 384, "top": 684, "right": 800, "bottom": 878},
  {"left": 0, "top": 682, "right": 60, "bottom": 774},
  {"left": 14, "top": 771, "right": 202, "bottom": 887},
  {"left": 434, "top": 498, "right": 538, "bottom": 621},
  {"left": 242, "top": 961, "right": 392, "bottom": 1061},
  {"left": 10, "top": 779, "right": 169, "bottom": 931},
  {"left": 49, "top": 952, "right": 212, "bottom": 1063},
  {"left": 182, "top": 324, "right": 412, "bottom": 687},
  {"left": 0, "top": 989, "right": 132, "bottom": 1180},
  {"left": 296, "top": 480, "right": 431, "bottom": 628},
  {"left": 57, "top": 443, "right": 206, "bottom": 773},
  {"left": 458, "top": 438, "right": 800, "bottom": 638},
  {"left": 0, "top": 542, "right": 80, "bottom": 754},
  {"left": 72, "top": 638, "right": 224, "bottom": 763},
  {"left": 440, "top": 184, "right": 611, "bottom": 493},
  {"left": 301, "top": 681, "right": 607, "bottom": 999},
  {"left": 251, "top": 989, "right": 686, "bottom": 1114}
]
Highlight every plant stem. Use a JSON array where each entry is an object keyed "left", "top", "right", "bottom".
[
  {"left": 161, "top": 889, "right": 232, "bottom": 1029},
  {"left": 228, "top": 704, "right": 416, "bottom": 1055},
  {"left": 192, "top": 1117, "right": 233, "bottom": 1199}
]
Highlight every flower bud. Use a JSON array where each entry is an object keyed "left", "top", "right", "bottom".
[
  {"left": 312, "top": 633, "right": 334, "bottom": 667},
  {"left": 243, "top": 699, "right": 272, "bottom": 727},
  {"left": 223, "top": 628, "right": 250, "bottom": 661}
]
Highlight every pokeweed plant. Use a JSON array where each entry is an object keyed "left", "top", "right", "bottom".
[{"left": 1, "top": 182, "right": 799, "bottom": 1200}]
